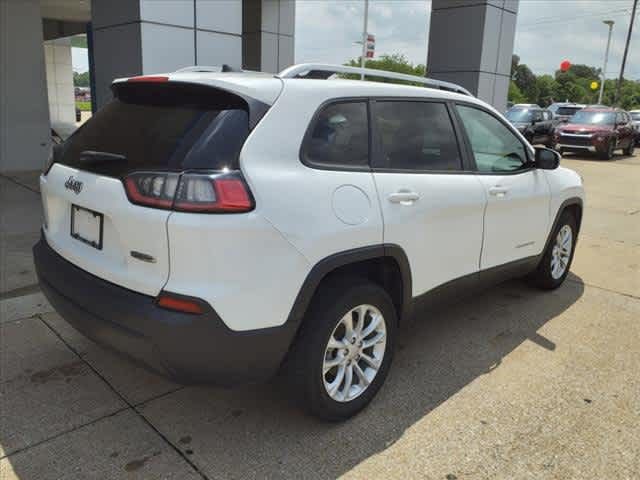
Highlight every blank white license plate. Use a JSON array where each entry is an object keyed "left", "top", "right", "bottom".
[{"left": 71, "top": 205, "right": 103, "bottom": 250}]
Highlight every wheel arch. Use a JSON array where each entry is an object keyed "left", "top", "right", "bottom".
[
  {"left": 543, "top": 197, "right": 583, "bottom": 255},
  {"left": 285, "top": 244, "right": 413, "bottom": 332}
]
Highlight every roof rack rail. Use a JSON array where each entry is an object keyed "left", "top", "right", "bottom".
[
  {"left": 277, "top": 63, "right": 472, "bottom": 96},
  {"left": 174, "top": 65, "right": 240, "bottom": 73}
]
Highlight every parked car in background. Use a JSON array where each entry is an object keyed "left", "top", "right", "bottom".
[
  {"left": 505, "top": 106, "right": 556, "bottom": 146},
  {"left": 513, "top": 103, "right": 541, "bottom": 109},
  {"left": 548, "top": 103, "right": 585, "bottom": 123},
  {"left": 553, "top": 107, "right": 635, "bottom": 159},
  {"left": 630, "top": 110, "right": 640, "bottom": 145}
]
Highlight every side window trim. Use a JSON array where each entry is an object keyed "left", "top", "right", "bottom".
[
  {"left": 447, "top": 100, "right": 477, "bottom": 172},
  {"left": 298, "top": 97, "right": 372, "bottom": 172},
  {"left": 369, "top": 97, "right": 469, "bottom": 174},
  {"left": 452, "top": 101, "right": 534, "bottom": 175}
]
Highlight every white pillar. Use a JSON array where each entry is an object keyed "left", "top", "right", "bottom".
[
  {"left": 0, "top": 0, "right": 51, "bottom": 172},
  {"left": 44, "top": 38, "right": 76, "bottom": 137}
]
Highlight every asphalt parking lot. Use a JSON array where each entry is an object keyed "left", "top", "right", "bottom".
[{"left": 1, "top": 151, "right": 638, "bottom": 479}]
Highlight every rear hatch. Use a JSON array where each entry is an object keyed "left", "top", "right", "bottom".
[
  {"left": 41, "top": 80, "right": 268, "bottom": 296},
  {"left": 555, "top": 106, "right": 583, "bottom": 122}
]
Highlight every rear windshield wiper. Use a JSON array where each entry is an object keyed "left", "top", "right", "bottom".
[{"left": 79, "top": 150, "right": 127, "bottom": 164}]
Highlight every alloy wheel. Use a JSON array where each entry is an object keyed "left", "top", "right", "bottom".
[
  {"left": 550, "top": 224, "right": 573, "bottom": 279},
  {"left": 322, "top": 304, "right": 387, "bottom": 402}
]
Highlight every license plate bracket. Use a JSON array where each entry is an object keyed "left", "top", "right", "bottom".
[{"left": 71, "top": 205, "right": 103, "bottom": 250}]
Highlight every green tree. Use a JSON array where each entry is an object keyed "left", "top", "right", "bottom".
[
  {"left": 344, "top": 54, "right": 425, "bottom": 85},
  {"left": 535, "top": 75, "right": 558, "bottom": 107},
  {"left": 566, "top": 64, "right": 600, "bottom": 80},
  {"left": 73, "top": 71, "right": 90, "bottom": 87},
  {"left": 508, "top": 81, "right": 526, "bottom": 104},
  {"left": 511, "top": 55, "right": 539, "bottom": 103},
  {"left": 347, "top": 52, "right": 640, "bottom": 109}
]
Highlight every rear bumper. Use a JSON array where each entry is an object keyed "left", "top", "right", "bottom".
[{"left": 33, "top": 233, "right": 296, "bottom": 385}]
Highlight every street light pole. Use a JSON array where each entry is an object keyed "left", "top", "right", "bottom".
[
  {"left": 360, "top": 0, "right": 369, "bottom": 80},
  {"left": 598, "top": 20, "right": 614, "bottom": 105},
  {"left": 614, "top": 0, "right": 638, "bottom": 105}
]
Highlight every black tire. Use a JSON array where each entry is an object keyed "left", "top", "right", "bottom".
[
  {"left": 600, "top": 139, "right": 615, "bottom": 160},
  {"left": 623, "top": 139, "right": 635, "bottom": 156},
  {"left": 286, "top": 278, "right": 397, "bottom": 421},
  {"left": 528, "top": 210, "right": 577, "bottom": 290}
]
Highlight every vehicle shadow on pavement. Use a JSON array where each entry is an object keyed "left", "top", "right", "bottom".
[{"left": 133, "top": 276, "right": 585, "bottom": 479}]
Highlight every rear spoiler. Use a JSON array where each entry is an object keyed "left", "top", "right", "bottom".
[{"left": 111, "top": 78, "right": 270, "bottom": 130}]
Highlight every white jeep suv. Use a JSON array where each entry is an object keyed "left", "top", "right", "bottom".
[{"left": 34, "top": 64, "right": 584, "bottom": 420}]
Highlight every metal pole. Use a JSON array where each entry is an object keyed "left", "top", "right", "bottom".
[
  {"left": 598, "top": 20, "right": 614, "bottom": 105},
  {"left": 360, "top": 0, "right": 369, "bottom": 80},
  {"left": 614, "top": 0, "right": 638, "bottom": 105}
]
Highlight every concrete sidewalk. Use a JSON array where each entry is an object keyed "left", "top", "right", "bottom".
[{"left": 1, "top": 153, "right": 638, "bottom": 479}]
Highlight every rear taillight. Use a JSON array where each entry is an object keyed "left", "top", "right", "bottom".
[
  {"left": 124, "top": 172, "right": 179, "bottom": 210},
  {"left": 123, "top": 171, "right": 254, "bottom": 213}
]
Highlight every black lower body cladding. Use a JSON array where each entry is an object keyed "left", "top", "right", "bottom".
[{"left": 33, "top": 233, "right": 296, "bottom": 385}]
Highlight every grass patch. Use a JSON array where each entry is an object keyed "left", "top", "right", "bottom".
[{"left": 76, "top": 101, "right": 91, "bottom": 112}]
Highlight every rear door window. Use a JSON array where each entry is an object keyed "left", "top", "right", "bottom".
[
  {"left": 372, "top": 101, "right": 462, "bottom": 171},
  {"left": 300, "top": 101, "right": 369, "bottom": 169},
  {"left": 56, "top": 83, "right": 252, "bottom": 178}
]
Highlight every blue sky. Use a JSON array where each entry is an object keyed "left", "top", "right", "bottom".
[{"left": 73, "top": 0, "right": 639, "bottom": 79}]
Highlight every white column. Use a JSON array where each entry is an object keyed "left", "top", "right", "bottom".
[
  {"left": 44, "top": 38, "right": 76, "bottom": 136},
  {"left": 0, "top": 0, "right": 51, "bottom": 172}
]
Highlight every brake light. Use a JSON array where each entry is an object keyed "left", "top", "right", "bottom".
[
  {"left": 123, "top": 171, "right": 254, "bottom": 213},
  {"left": 127, "top": 76, "right": 169, "bottom": 83},
  {"left": 157, "top": 292, "right": 204, "bottom": 314}
]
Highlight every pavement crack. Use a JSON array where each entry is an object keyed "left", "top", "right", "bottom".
[
  {"left": 567, "top": 277, "right": 640, "bottom": 301},
  {"left": 0, "top": 284, "right": 41, "bottom": 300},
  {"left": 0, "top": 406, "right": 131, "bottom": 460},
  {"left": 36, "top": 315, "right": 207, "bottom": 479},
  {"left": 0, "top": 173, "right": 40, "bottom": 194}
]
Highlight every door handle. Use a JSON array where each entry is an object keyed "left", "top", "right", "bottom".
[
  {"left": 488, "top": 186, "right": 509, "bottom": 197},
  {"left": 388, "top": 191, "right": 420, "bottom": 204}
]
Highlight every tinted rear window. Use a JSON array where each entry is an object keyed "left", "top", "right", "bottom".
[
  {"left": 557, "top": 107, "right": 582, "bottom": 116},
  {"left": 374, "top": 101, "right": 462, "bottom": 171},
  {"left": 56, "top": 83, "right": 251, "bottom": 177},
  {"left": 301, "top": 101, "right": 369, "bottom": 169}
]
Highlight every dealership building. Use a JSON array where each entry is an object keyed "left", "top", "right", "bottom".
[{"left": 0, "top": 0, "right": 518, "bottom": 173}]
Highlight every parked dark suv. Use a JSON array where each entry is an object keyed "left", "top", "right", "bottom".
[
  {"left": 505, "top": 106, "right": 556, "bottom": 146},
  {"left": 553, "top": 108, "right": 635, "bottom": 159}
]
